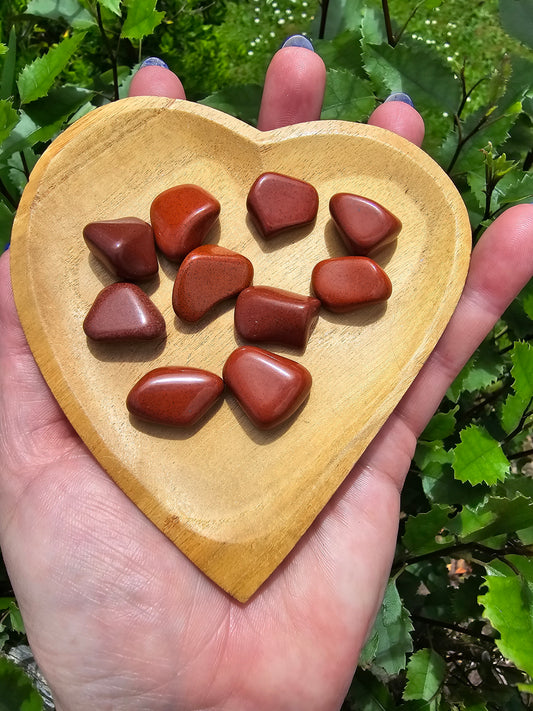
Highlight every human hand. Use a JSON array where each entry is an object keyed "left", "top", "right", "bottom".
[{"left": 1, "top": 39, "right": 532, "bottom": 711}]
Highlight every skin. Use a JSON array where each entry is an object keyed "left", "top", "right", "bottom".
[{"left": 1, "top": 47, "right": 532, "bottom": 711}]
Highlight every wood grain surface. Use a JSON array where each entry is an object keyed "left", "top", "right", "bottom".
[{"left": 10, "top": 96, "right": 471, "bottom": 601}]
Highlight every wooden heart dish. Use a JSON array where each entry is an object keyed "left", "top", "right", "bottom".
[{"left": 10, "top": 96, "right": 471, "bottom": 601}]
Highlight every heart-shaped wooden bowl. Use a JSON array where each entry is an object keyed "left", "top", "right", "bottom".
[{"left": 10, "top": 97, "right": 471, "bottom": 601}]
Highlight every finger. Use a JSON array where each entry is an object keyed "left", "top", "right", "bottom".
[
  {"left": 367, "top": 93, "right": 425, "bottom": 147},
  {"left": 257, "top": 36, "right": 326, "bottom": 131},
  {"left": 396, "top": 203, "right": 533, "bottom": 438},
  {"left": 128, "top": 57, "right": 186, "bottom": 99}
]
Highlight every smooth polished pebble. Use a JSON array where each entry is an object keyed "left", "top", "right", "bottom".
[
  {"left": 83, "top": 217, "right": 158, "bottom": 281},
  {"left": 311, "top": 257, "right": 392, "bottom": 313},
  {"left": 329, "top": 193, "right": 401, "bottom": 255},
  {"left": 223, "top": 346, "right": 312, "bottom": 429},
  {"left": 246, "top": 172, "right": 319, "bottom": 238},
  {"left": 173, "top": 245, "right": 254, "bottom": 322},
  {"left": 150, "top": 184, "right": 221, "bottom": 261},
  {"left": 235, "top": 286, "right": 321, "bottom": 349},
  {"left": 83, "top": 283, "right": 166, "bottom": 341},
  {"left": 127, "top": 367, "right": 224, "bottom": 426}
]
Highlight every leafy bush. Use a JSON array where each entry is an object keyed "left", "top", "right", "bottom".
[{"left": 1, "top": 0, "right": 532, "bottom": 709}]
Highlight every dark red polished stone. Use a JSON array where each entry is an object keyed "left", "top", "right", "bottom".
[
  {"left": 83, "top": 217, "right": 158, "bottom": 281},
  {"left": 246, "top": 172, "right": 319, "bottom": 239},
  {"left": 150, "top": 184, "right": 221, "bottom": 261},
  {"left": 173, "top": 245, "right": 254, "bottom": 322},
  {"left": 127, "top": 367, "right": 224, "bottom": 426},
  {"left": 329, "top": 193, "right": 401, "bottom": 255},
  {"left": 83, "top": 283, "right": 166, "bottom": 341},
  {"left": 235, "top": 286, "right": 321, "bottom": 349},
  {"left": 311, "top": 257, "right": 392, "bottom": 313},
  {"left": 223, "top": 346, "right": 312, "bottom": 429}
]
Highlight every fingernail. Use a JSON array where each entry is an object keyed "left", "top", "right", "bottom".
[
  {"left": 281, "top": 34, "right": 314, "bottom": 51},
  {"left": 384, "top": 92, "right": 414, "bottom": 107},
  {"left": 140, "top": 57, "right": 169, "bottom": 69}
]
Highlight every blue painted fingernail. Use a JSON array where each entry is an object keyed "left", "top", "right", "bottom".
[
  {"left": 140, "top": 57, "right": 169, "bottom": 69},
  {"left": 281, "top": 34, "right": 314, "bottom": 51},
  {"left": 384, "top": 92, "right": 414, "bottom": 107}
]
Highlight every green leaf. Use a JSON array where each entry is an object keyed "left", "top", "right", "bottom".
[
  {"left": 439, "top": 55, "right": 531, "bottom": 174},
  {"left": 0, "top": 656, "right": 43, "bottom": 710},
  {"left": 500, "top": 342, "right": 533, "bottom": 434},
  {"left": 499, "top": 0, "right": 533, "bottom": 50},
  {"left": 1, "top": 27, "right": 17, "bottom": 100},
  {"left": 478, "top": 555, "right": 533, "bottom": 676},
  {"left": 415, "top": 441, "right": 486, "bottom": 506},
  {"left": 0, "top": 85, "right": 94, "bottom": 161},
  {"left": 518, "top": 683, "right": 533, "bottom": 693},
  {"left": 402, "top": 504, "right": 456, "bottom": 556},
  {"left": 452, "top": 425, "right": 510, "bottom": 486},
  {"left": 360, "top": 5, "right": 387, "bottom": 46},
  {"left": 447, "top": 341, "right": 505, "bottom": 402},
  {"left": 200, "top": 84, "right": 262, "bottom": 127},
  {"left": 359, "top": 579, "right": 413, "bottom": 674},
  {"left": 321, "top": 69, "right": 375, "bottom": 122},
  {"left": 420, "top": 407, "right": 458, "bottom": 441},
  {"left": 348, "top": 669, "right": 395, "bottom": 711},
  {"left": 17, "top": 32, "right": 86, "bottom": 105},
  {"left": 314, "top": 30, "right": 365, "bottom": 75},
  {"left": 403, "top": 648, "right": 446, "bottom": 701},
  {"left": 449, "top": 495, "right": 533, "bottom": 542},
  {"left": 362, "top": 41, "right": 461, "bottom": 112},
  {"left": 121, "top": 0, "right": 165, "bottom": 40},
  {"left": 0, "top": 99, "right": 19, "bottom": 144},
  {"left": 492, "top": 169, "right": 533, "bottom": 208},
  {"left": 310, "top": 0, "right": 364, "bottom": 40},
  {"left": 0, "top": 199, "right": 15, "bottom": 251},
  {"left": 25, "top": 0, "right": 96, "bottom": 28},
  {"left": 97, "top": 0, "right": 122, "bottom": 15}
]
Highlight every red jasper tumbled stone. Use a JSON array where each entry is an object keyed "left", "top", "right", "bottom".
[
  {"left": 83, "top": 283, "right": 166, "bottom": 341},
  {"left": 246, "top": 172, "right": 319, "bottom": 238},
  {"left": 150, "top": 184, "right": 221, "bottom": 261},
  {"left": 311, "top": 257, "right": 392, "bottom": 313},
  {"left": 235, "top": 286, "right": 321, "bottom": 349},
  {"left": 329, "top": 193, "right": 401, "bottom": 255},
  {"left": 223, "top": 346, "right": 312, "bottom": 429},
  {"left": 83, "top": 217, "right": 158, "bottom": 281},
  {"left": 127, "top": 367, "right": 224, "bottom": 426},
  {"left": 173, "top": 245, "right": 254, "bottom": 322}
]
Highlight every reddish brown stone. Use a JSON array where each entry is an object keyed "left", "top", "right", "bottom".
[
  {"left": 83, "top": 283, "right": 166, "bottom": 341},
  {"left": 311, "top": 257, "right": 392, "bottom": 313},
  {"left": 235, "top": 286, "right": 320, "bottom": 349},
  {"left": 246, "top": 172, "right": 318, "bottom": 238},
  {"left": 329, "top": 193, "right": 401, "bottom": 255},
  {"left": 127, "top": 367, "right": 224, "bottom": 426},
  {"left": 83, "top": 217, "right": 158, "bottom": 281},
  {"left": 150, "top": 184, "right": 221, "bottom": 261},
  {"left": 223, "top": 346, "right": 312, "bottom": 429},
  {"left": 173, "top": 245, "right": 253, "bottom": 322}
]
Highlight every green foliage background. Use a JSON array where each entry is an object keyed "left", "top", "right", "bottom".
[{"left": 1, "top": 0, "right": 533, "bottom": 709}]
